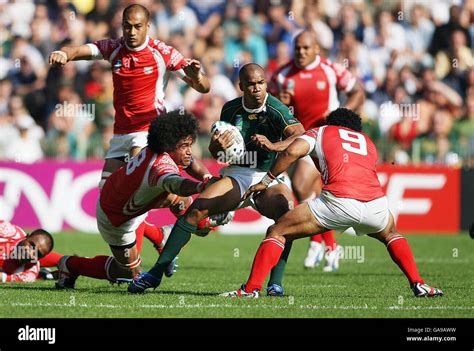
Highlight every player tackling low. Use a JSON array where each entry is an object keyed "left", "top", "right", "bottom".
[
  {"left": 220, "top": 108, "right": 443, "bottom": 298},
  {"left": 55, "top": 111, "right": 231, "bottom": 288}
]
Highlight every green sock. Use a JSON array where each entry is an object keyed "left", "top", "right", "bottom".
[
  {"left": 148, "top": 217, "right": 196, "bottom": 278},
  {"left": 267, "top": 240, "right": 293, "bottom": 287}
]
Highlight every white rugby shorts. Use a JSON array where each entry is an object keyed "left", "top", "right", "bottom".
[
  {"left": 105, "top": 132, "right": 148, "bottom": 160},
  {"left": 219, "top": 165, "right": 288, "bottom": 210},
  {"left": 96, "top": 199, "right": 147, "bottom": 246},
  {"left": 308, "top": 190, "right": 390, "bottom": 236}
]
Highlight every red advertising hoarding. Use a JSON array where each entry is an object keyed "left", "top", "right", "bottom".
[{"left": 0, "top": 161, "right": 461, "bottom": 234}]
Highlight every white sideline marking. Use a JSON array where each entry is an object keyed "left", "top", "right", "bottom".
[{"left": 1, "top": 302, "right": 473, "bottom": 311}]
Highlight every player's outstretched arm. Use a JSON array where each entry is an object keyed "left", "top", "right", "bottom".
[
  {"left": 182, "top": 59, "right": 211, "bottom": 93},
  {"left": 185, "top": 158, "right": 212, "bottom": 181},
  {"left": 48, "top": 44, "right": 94, "bottom": 66},
  {"left": 251, "top": 124, "right": 304, "bottom": 152},
  {"left": 161, "top": 175, "right": 210, "bottom": 197},
  {"left": 243, "top": 138, "right": 310, "bottom": 200},
  {"left": 344, "top": 80, "right": 365, "bottom": 112},
  {"left": 270, "top": 138, "right": 310, "bottom": 176}
]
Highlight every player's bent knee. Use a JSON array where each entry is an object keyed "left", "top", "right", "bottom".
[{"left": 185, "top": 204, "right": 208, "bottom": 225}]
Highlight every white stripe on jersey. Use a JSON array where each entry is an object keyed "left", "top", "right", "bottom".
[
  {"left": 298, "top": 135, "right": 316, "bottom": 156},
  {"left": 122, "top": 153, "right": 159, "bottom": 216},
  {"left": 149, "top": 47, "right": 167, "bottom": 115},
  {"left": 276, "top": 64, "right": 292, "bottom": 89},
  {"left": 87, "top": 43, "right": 103, "bottom": 59},
  {"left": 320, "top": 63, "right": 340, "bottom": 112},
  {"left": 314, "top": 126, "right": 328, "bottom": 183},
  {"left": 109, "top": 44, "right": 122, "bottom": 64}
]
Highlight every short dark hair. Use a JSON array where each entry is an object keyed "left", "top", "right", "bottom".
[
  {"left": 326, "top": 108, "right": 362, "bottom": 132},
  {"left": 147, "top": 110, "right": 199, "bottom": 154},
  {"left": 29, "top": 229, "right": 54, "bottom": 252},
  {"left": 239, "top": 63, "right": 265, "bottom": 82},
  {"left": 123, "top": 4, "right": 150, "bottom": 22}
]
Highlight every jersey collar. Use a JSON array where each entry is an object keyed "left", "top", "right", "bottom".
[
  {"left": 298, "top": 55, "right": 320, "bottom": 70},
  {"left": 242, "top": 93, "right": 268, "bottom": 113},
  {"left": 124, "top": 35, "right": 149, "bottom": 52}
]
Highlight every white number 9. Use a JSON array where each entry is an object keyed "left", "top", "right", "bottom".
[{"left": 338, "top": 129, "right": 367, "bottom": 156}]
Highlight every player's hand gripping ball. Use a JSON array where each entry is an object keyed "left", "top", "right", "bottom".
[{"left": 211, "top": 121, "right": 245, "bottom": 164}]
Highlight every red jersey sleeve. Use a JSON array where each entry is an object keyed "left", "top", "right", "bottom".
[
  {"left": 92, "top": 38, "right": 123, "bottom": 60},
  {"left": 148, "top": 153, "right": 181, "bottom": 188},
  {"left": 268, "top": 71, "right": 280, "bottom": 96},
  {"left": 2, "top": 262, "right": 39, "bottom": 283},
  {"left": 298, "top": 128, "right": 320, "bottom": 156},
  {"left": 150, "top": 39, "right": 187, "bottom": 71},
  {"left": 329, "top": 60, "right": 356, "bottom": 93}
]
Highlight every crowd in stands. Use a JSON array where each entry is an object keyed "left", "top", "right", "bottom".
[{"left": 0, "top": 0, "right": 473, "bottom": 166}]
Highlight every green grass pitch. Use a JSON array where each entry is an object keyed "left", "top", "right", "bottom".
[{"left": 0, "top": 231, "right": 472, "bottom": 318}]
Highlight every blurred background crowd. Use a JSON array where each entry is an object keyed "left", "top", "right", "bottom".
[{"left": 0, "top": 0, "right": 473, "bottom": 166}]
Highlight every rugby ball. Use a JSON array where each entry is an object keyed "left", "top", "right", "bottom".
[{"left": 211, "top": 121, "right": 245, "bottom": 164}]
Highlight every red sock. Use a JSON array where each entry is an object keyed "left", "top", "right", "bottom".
[
  {"left": 245, "top": 238, "right": 285, "bottom": 292},
  {"left": 135, "top": 221, "right": 165, "bottom": 254},
  {"left": 322, "top": 230, "right": 336, "bottom": 251},
  {"left": 143, "top": 221, "right": 164, "bottom": 248},
  {"left": 66, "top": 256, "right": 113, "bottom": 280},
  {"left": 386, "top": 237, "right": 424, "bottom": 285},
  {"left": 39, "top": 251, "right": 63, "bottom": 267},
  {"left": 311, "top": 235, "right": 322, "bottom": 243},
  {"left": 135, "top": 223, "right": 145, "bottom": 253}
]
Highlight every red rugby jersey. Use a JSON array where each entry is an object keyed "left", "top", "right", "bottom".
[
  {"left": 270, "top": 56, "right": 356, "bottom": 129},
  {"left": 91, "top": 36, "right": 187, "bottom": 134},
  {"left": 300, "top": 125, "right": 384, "bottom": 201}
]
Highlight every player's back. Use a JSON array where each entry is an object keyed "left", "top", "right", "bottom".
[
  {"left": 305, "top": 125, "right": 384, "bottom": 201},
  {"left": 0, "top": 220, "right": 26, "bottom": 246},
  {"left": 99, "top": 148, "right": 179, "bottom": 226},
  {"left": 0, "top": 220, "right": 34, "bottom": 275}
]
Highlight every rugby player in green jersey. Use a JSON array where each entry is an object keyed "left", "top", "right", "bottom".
[{"left": 129, "top": 63, "right": 305, "bottom": 295}]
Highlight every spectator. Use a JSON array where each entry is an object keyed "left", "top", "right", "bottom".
[
  {"left": 224, "top": 23, "right": 268, "bottom": 74},
  {"left": 155, "top": 0, "right": 198, "bottom": 44},
  {"left": 263, "top": 1, "right": 295, "bottom": 58},
  {"left": 1, "top": 95, "right": 44, "bottom": 163},
  {"left": 429, "top": 5, "right": 472, "bottom": 56}
]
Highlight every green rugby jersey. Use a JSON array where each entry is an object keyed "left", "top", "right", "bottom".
[{"left": 219, "top": 93, "right": 301, "bottom": 171}]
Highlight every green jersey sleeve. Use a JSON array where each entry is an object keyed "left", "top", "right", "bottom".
[{"left": 266, "top": 94, "right": 301, "bottom": 133}]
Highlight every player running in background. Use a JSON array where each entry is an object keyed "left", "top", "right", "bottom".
[
  {"left": 55, "top": 111, "right": 231, "bottom": 289},
  {"left": 270, "top": 30, "right": 365, "bottom": 271},
  {"left": 221, "top": 108, "right": 443, "bottom": 298},
  {"left": 48, "top": 3, "right": 213, "bottom": 260},
  {"left": 0, "top": 220, "right": 59, "bottom": 283},
  {"left": 128, "top": 63, "right": 305, "bottom": 295}
]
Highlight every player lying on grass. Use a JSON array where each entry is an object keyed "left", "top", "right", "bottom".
[
  {"left": 0, "top": 219, "right": 173, "bottom": 285},
  {"left": 128, "top": 63, "right": 305, "bottom": 294},
  {"left": 55, "top": 111, "right": 232, "bottom": 289},
  {"left": 220, "top": 108, "right": 443, "bottom": 298},
  {"left": 0, "top": 220, "right": 61, "bottom": 282}
]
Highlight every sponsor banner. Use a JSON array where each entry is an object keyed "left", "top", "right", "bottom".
[
  {"left": 460, "top": 169, "right": 474, "bottom": 231},
  {"left": 0, "top": 161, "right": 461, "bottom": 234},
  {"left": 377, "top": 165, "right": 460, "bottom": 233}
]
